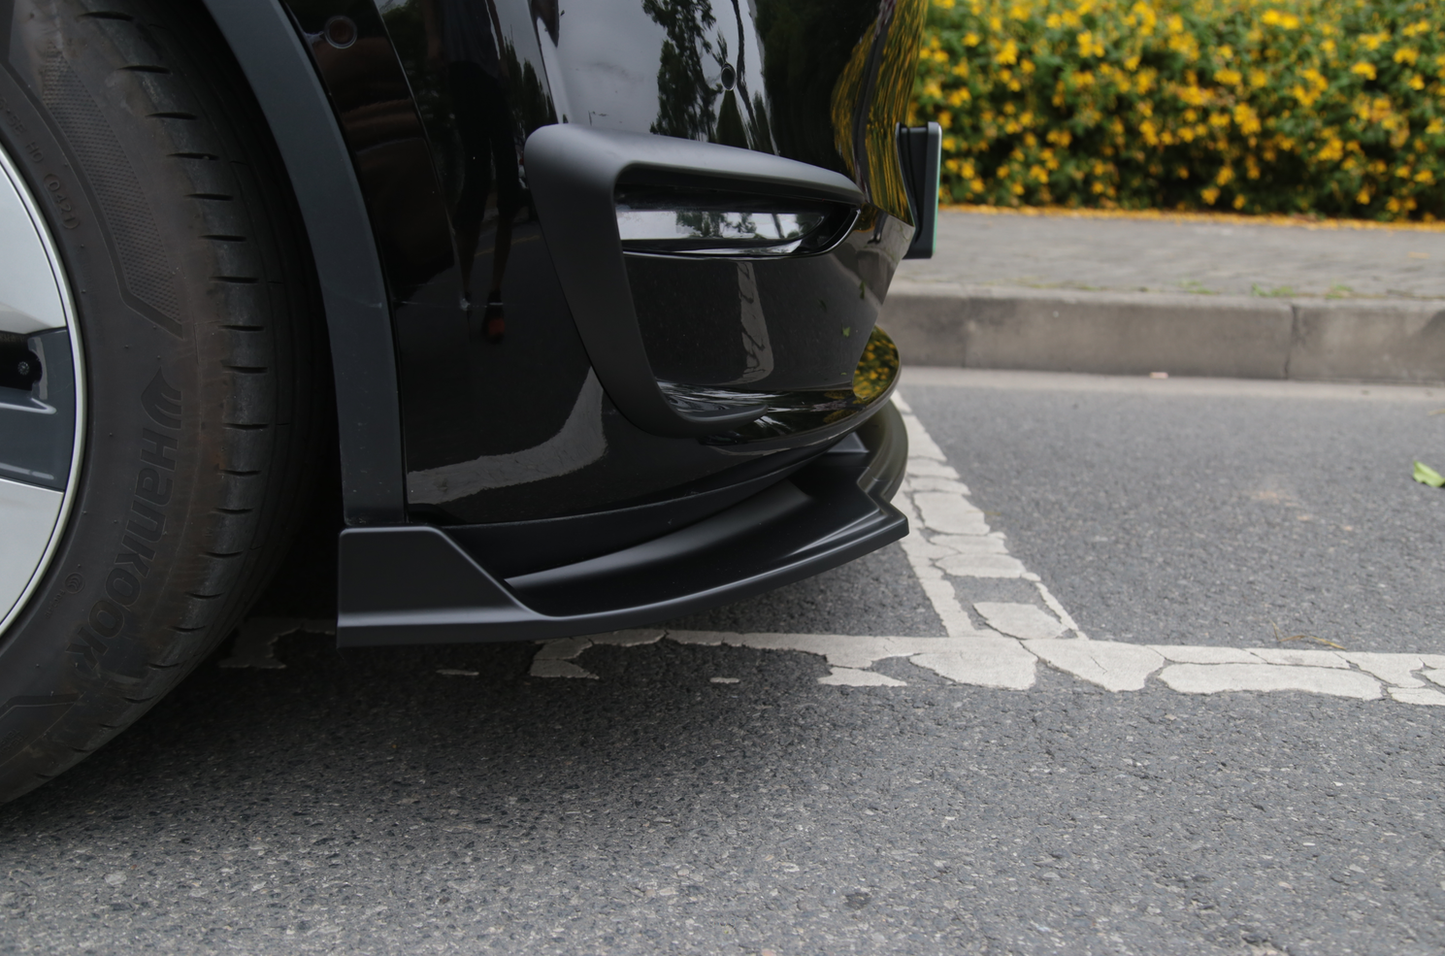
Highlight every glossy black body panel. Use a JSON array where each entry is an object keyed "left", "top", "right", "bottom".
[{"left": 276, "top": 0, "right": 924, "bottom": 525}]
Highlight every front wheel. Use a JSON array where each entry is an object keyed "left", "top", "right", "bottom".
[{"left": 0, "top": 0, "right": 321, "bottom": 802}]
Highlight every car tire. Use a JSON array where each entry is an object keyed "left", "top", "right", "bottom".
[{"left": 0, "top": 0, "right": 321, "bottom": 802}]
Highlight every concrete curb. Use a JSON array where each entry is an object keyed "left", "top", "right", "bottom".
[{"left": 880, "top": 281, "right": 1445, "bottom": 383}]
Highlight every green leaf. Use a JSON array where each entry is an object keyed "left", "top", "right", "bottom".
[{"left": 1413, "top": 461, "right": 1445, "bottom": 487}]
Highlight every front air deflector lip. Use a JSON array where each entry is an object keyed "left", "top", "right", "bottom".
[{"left": 335, "top": 401, "right": 909, "bottom": 647}]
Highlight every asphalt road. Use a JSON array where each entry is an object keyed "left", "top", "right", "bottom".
[{"left": 1, "top": 372, "right": 1442, "bottom": 955}]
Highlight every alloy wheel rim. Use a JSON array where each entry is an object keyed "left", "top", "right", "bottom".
[{"left": 0, "top": 140, "right": 85, "bottom": 640}]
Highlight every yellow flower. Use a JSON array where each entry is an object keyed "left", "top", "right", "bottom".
[
  {"left": 963, "top": 32, "right": 981, "bottom": 46},
  {"left": 1233, "top": 104, "right": 1261, "bottom": 136},
  {"left": 1356, "top": 188, "right": 1371, "bottom": 205},
  {"left": 1168, "top": 32, "right": 1199, "bottom": 61},
  {"left": 1350, "top": 62, "right": 1377, "bottom": 81},
  {"left": 1077, "top": 31, "right": 1105, "bottom": 59},
  {"left": 995, "top": 39, "right": 1019, "bottom": 66},
  {"left": 1215, "top": 166, "right": 1234, "bottom": 186},
  {"left": 1408, "top": 76, "right": 1425, "bottom": 91},
  {"left": 1394, "top": 48, "right": 1419, "bottom": 66},
  {"left": 1201, "top": 186, "right": 1220, "bottom": 205},
  {"left": 1233, "top": 195, "right": 1246, "bottom": 210},
  {"left": 1130, "top": 2, "right": 1157, "bottom": 34},
  {"left": 1416, "top": 170, "right": 1436, "bottom": 185},
  {"left": 1428, "top": 119, "right": 1445, "bottom": 136},
  {"left": 1249, "top": 70, "right": 1268, "bottom": 89},
  {"left": 1215, "top": 68, "right": 1243, "bottom": 87}
]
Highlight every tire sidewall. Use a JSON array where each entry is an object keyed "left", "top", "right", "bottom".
[{"left": 0, "top": 16, "right": 220, "bottom": 783}]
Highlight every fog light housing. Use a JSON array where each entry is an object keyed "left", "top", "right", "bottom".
[{"left": 615, "top": 184, "right": 857, "bottom": 258}]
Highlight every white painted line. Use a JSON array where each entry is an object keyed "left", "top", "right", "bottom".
[
  {"left": 520, "top": 397, "right": 1445, "bottom": 707},
  {"left": 975, "top": 602, "right": 1065, "bottom": 640},
  {"left": 908, "top": 638, "right": 1039, "bottom": 690},
  {"left": 1157, "top": 664, "right": 1383, "bottom": 700},
  {"left": 1026, "top": 640, "right": 1164, "bottom": 692},
  {"left": 529, "top": 629, "right": 1445, "bottom": 704},
  {"left": 1388, "top": 687, "right": 1445, "bottom": 706},
  {"left": 819, "top": 667, "right": 907, "bottom": 687},
  {"left": 892, "top": 396, "right": 1087, "bottom": 641}
]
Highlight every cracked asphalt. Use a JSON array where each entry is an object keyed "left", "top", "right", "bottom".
[{"left": 0, "top": 374, "right": 1441, "bottom": 955}]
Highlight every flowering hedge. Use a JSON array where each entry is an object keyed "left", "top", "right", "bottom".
[{"left": 911, "top": 0, "right": 1445, "bottom": 220}]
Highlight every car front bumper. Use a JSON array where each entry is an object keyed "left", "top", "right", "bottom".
[{"left": 336, "top": 399, "right": 908, "bottom": 647}]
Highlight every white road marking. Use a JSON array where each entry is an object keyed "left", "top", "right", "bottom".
[
  {"left": 521, "top": 395, "right": 1445, "bottom": 706},
  {"left": 1026, "top": 640, "right": 1164, "bottom": 692},
  {"left": 1157, "top": 664, "right": 1383, "bottom": 700},
  {"left": 975, "top": 602, "right": 1067, "bottom": 640}
]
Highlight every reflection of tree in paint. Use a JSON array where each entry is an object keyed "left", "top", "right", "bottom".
[
  {"left": 643, "top": 0, "right": 719, "bottom": 140},
  {"left": 754, "top": 0, "right": 879, "bottom": 172},
  {"left": 643, "top": 0, "right": 781, "bottom": 152}
]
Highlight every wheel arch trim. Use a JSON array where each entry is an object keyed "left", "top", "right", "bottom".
[{"left": 199, "top": 0, "right": 404, "bottom": 526}]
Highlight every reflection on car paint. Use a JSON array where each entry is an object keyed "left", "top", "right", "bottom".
[
  {"left": 283, "top": 0, "right": 923, "bottom": 523},
  {"left": 407, "top": 369, "right": 606, "bottom": 503}
]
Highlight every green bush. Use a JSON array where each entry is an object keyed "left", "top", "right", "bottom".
[{"left": 912, "top": 0, "right": 1445, "bottom": 220}]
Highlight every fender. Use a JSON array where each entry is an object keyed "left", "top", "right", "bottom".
[{"left": 200, "top": 0, "right": 404, "bottom": 526}]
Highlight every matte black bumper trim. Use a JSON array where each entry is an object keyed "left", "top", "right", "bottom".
[{"left": 336, "top": 403, "right": 908, "bottom": 647}]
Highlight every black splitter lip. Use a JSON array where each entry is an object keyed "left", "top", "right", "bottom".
[{"left": 336, "top": 402, "right": 908, "bottom": 647}]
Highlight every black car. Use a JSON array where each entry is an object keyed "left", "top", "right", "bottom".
[{"left": 0, "top": 0, "right": 938, "bottom": 800}]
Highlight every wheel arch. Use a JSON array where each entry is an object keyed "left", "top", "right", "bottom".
[{"left": 199, "top": 0, "right": 404, "bottom": 526}]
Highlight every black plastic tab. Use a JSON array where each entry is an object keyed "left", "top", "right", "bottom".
[
  {"left": 898, "top": 123, "right": 942, "bottom": 260},
  {"left": 525, "top": 126, "right": 866, "bottom": 438}
]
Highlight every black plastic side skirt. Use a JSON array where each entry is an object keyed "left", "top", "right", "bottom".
[{"left": 336, "top": 403, "right": 908, "bottom": 647}]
